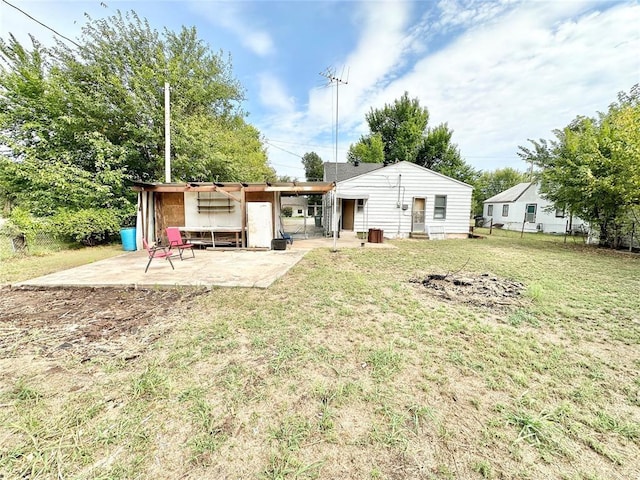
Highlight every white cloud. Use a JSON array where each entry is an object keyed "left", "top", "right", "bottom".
[
  {"left": 188, "top": 2, "right": 275, "bottom": 56},
  {"left": 257, "top": 73, "right": 296, "bottom": 112},
  {"left": 300, "top": 2, "right": 416, "bottom": 144},
  {"left": 393, "top": 1, "right": 640, "bottom": 170},
  {"left": 264, "top": 1, "right": 639, "bottom": 179},
  {"left": 256, "top": 1, "right": 417, "bottom": 176}
]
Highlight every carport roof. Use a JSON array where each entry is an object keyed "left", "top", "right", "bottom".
[{"left": 132, "top": 181, "right": 334, "bottom": 195}]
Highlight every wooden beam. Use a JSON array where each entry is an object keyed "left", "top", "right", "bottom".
[
  {"left": 210, "top": 187, "right": 241, "bottom": 202},
  {"left": 243, "top": 185, "right": 333, "bottom": 193},
  {"left": 132, "top": 185, "right": 243, "bottom": 194},
  {"left": 241, "top": 187, "right": 246, "bottom": 248},
  {"left": 132, "top": 183, "right": 334, "bottom": 195}
]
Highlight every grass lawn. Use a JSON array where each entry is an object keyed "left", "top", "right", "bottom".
[
  {"left": 1, "top": 233, "right": 639, "bottom": 479},
  {"left": 0, "top": 244, "right": 124, "bottom": 284}
]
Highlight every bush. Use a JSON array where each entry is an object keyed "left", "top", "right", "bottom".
[
  {"left": 0, "top": 208, "right": 40, "bottom": 252},
  {"left": 49, "top": 208, "right": 121, "bottom": 246},
  {"left": 282, "top": 206, "right": 293, "bottom": 217}
]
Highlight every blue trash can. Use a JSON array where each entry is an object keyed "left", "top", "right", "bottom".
[{"left": 120, "top": 227, "right": 137, "bottom": 251}]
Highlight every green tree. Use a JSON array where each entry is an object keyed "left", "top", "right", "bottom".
[
  {"left": 52, "top": 10, "right": 252, "bottom": 182},
  {"left": 301, "top": 152, "right": 324, "bottom": 181},
  {"left": 347, "top": 133, "right": 384, "bottom": 164},
  {"left": 365, "top": 92, "right": 429, "bottom": 163},
  {"left": 351, "top": 92, "right": 477, "bottom": 184},
  {"left": 0, "top": 12, "right": 272, "bottom": 243},
  {"left": 472, "top": 167, "right": 529, "bottom": 214},
  {"left": 415, "top": 123, "right": 477, "bottom": 184},
  {"left": 518, "top": 85, "right": 640, "bottom": 247}
]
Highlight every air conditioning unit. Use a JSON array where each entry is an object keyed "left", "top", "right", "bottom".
[{"left": 536, "top": 223, "right": 543, "bottom": 232}]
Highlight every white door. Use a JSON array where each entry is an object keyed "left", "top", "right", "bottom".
[
  {"left": 247, "top": 202, "right": 273, "bottom": 248},
  {"left": 412, "top": 198, "right": 426, "bottom": 232}
]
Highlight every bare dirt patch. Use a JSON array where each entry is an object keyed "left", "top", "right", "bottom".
[
  {"left": 409, "top": 271, "right": 526, "bottom": 308},
  {"left": 0, "top": 287, "right": 205, "bottom": 361}
]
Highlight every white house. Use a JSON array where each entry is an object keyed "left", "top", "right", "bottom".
[
  {"left": 324, "top": 161, "right": 473, "bottom": 239},
  {"left": 483, "top": 182, "right": 586, "bottom": 234},
  {"left": 281, "top": 196, "right": 308, "bottom": 217}
]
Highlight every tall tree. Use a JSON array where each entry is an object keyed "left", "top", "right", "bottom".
[
  {"left": 351, "top": 92, "right": 477, "bottom": 184},
  {"left": 0, "top": 11, "right": 273, "bottom": 222},
  {"left": 472, "top": 167, "right": 529, "bottom": 215},
  {"left": 365, "top": 92, "right": 429, "bottom": 163},
  {"left": 518, "top": 85, "right": 640, "bottom": 247},
  {"left": 347, "top": 133, "right": 384, "bottom": 164},
  {"left": 301, "top": 152, "right": 324, "bottom": 181}
]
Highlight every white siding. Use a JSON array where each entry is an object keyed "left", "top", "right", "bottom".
[
  {"left": 483, "top": 185, "right": 586, "bottom": 233},
  {"left": 336, "top": 162, "right": 472, "bottom": 238},
  {"left": 184, "top": 192, "right": 242, "bottom": 228}
]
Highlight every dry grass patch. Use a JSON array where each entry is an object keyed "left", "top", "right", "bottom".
[{"left": 0, "top": 233, "right": 639, "bottom": 479}]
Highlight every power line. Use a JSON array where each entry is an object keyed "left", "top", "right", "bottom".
[
  {"left": 267, "top": 138, "right": 333, "bottom": 150},
  {"left": 1, "top": 0, "right": 83, "bottom": 49},
  {"left": 264, "top": 140, "right": 305, "bottom": 159},
  {"left": 269, "top": 160, "right": 305, "bottom": 171}
]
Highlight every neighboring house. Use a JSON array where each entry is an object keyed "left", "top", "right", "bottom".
[
  {"left": 483, "top": 182, "right": 586, "bottom": 234},
  {"left": 281, "top": 196, "right": 307, "bottom": 217},
  {"left": 323, "top": 161, "right": 473, "bottom": 239}
]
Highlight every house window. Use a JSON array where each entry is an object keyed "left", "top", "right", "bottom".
[
  {"left": 297, "top": 209, "right": 303, "bottom": 215},
  {"left": 555, "top": 207, "right": 565, "bottom": 218},
  {"left": 434, "top": 195, "right": 447, "bottom": 220},
  {"left": 502, "top": 204, "right": 509, "bottom": 217},
  {"left": 487, "top": 205, "right": 493, "bottom": 216},
  {"left": 357, "top": 198, "right": 366, "bottom": 212},
  {"left": 525, "top": 204, "right": 537, "bottom": 223}
]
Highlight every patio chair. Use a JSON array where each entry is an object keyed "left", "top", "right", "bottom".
[
  {"left": 142, "top": 238, "right": 175, "bottom": 273},
  {"left": 166, "top": 227, "right": 195, "bottom": 260},
  {"left": 279, "top": 229, "right": 293, "bottom": 245}
]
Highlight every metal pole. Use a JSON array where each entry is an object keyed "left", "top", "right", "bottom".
[
  {"left": 164, "top": 82, "right": 171, "bottom": 183},
  {"left": 319, "top": 68, "right": 348, "bottom": 252},
  {"left": 333, "top": 80, "right": 339, "bottom": 251}
]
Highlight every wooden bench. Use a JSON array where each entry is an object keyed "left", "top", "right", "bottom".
[{"left": 177, "top": 227, "right": 244, "bottom": 248}]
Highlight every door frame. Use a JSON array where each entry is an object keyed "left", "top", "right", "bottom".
[
  {"left": 412, "top": 197, "right": 427, "bottom": 232},
  {"left": 341, "top": 199, "right": 356, "bottom": 231}
]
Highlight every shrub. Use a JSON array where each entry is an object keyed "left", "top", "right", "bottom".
[
  {"left": 0, "top": 208, "right": 40, "bottom": 251},
  {"left": 49, "top": 208, "right": 121, "bottom": 246},
  {"left": 282, "top": 206, "right": 293, "bottom": 217}
]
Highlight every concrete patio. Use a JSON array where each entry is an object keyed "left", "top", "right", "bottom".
[{"left": 13, "top": 233, "right": 395, "bottom": 289}]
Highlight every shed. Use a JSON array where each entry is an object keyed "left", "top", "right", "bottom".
[{"left": 132, "top": 181, "right": 334, "bottom": 249}]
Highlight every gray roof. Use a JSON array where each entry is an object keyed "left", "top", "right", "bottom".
[
  {"left": 323, "top": 162, "right": 384, "bottom": 183},
  {"left": 484, "top": 182, "right": 534, "bottom": 203},
  {"left": 281, "top": 196, "right": 307, "bottom": 207}
]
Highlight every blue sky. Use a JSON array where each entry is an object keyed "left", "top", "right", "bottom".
[{"left": 2, "top": 0, "right": 639, "bottom": 180}]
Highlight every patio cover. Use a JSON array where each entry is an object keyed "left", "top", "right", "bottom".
[
  {"left": 336, "top": 193, "right": 369, "bottom": 200},
  {"left": 132, "top": 181, "right": 335, "bottom": 248},
  {"left": 132, "top": 181, "right": 335, "bottom": 194}
]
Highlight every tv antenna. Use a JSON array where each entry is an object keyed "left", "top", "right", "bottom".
[{"left": 319, "top": 66, "right": 349, "bottom": 252}]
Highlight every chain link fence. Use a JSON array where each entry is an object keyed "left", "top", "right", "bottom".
[{"left": 0, "top": 232, "right": 70, "bottom": 260}]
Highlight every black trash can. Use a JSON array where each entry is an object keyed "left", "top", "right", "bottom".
[
  {"left": 271, "top": 238, "right": 287, "bottom": 250},
  {"left": 314, "top": 215, "right": 322, "bottom": 227}
]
